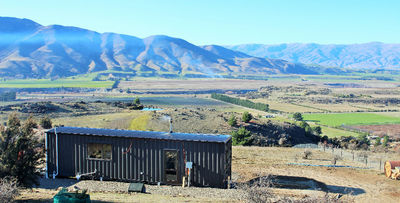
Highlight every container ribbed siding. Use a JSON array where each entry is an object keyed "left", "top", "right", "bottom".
[{"left": 46, "top": 132, "right": 232, "bottom": 188}]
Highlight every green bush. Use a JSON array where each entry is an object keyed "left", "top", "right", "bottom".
[
  {"left": 382, "top": 135, "right": 389, "bottom": 147},
  {"left": 0, "top": 113, "right": 43, "bottom": 187},
  {"left": 232, "top": 127, "right": 251, "bottom": 145},
  {"left": 312, "top": 126, "right": 322, "bottom": 136},
  {"left": 293, "top": 112, "right": 303, "bottom": 121},
  {"left": 242, "top": 112, "right": 253, "bottom": 123},
  {"left": 40, "top": 116, "right": 52, "bottom": 129},
  {"left": 227, "top": 115, "right": 237, "bottom": 127}
]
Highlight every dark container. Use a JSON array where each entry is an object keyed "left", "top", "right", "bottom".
[{"left": 46, "top": 127, "right": 232, "bottom": 188}]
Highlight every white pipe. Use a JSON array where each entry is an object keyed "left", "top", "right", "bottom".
[
  {"left": 45, "top": 131, "right": 48, "bottom": 179},
  {"left": 169, "top": 118, "right": 173, "bottom": 133},
  {"left": 75, "top": 169, "right": 97, "bottom": 180}
]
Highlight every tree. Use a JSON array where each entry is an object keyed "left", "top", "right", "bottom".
[
  {"left": 382, "top": 135, "right": 389, "bottom": 147},
  {"left": 134, "top": 97, "right": 141, "bottom": 105},
  {"left": 312, "top": 126, "right": 322, "bottom": 136},
  {"left": 357, "top": 134, "right": 370, "bottom": 146},
  {"left": 232, "top": 127, "right": 251, "bottom": 145},
  {"left": 227, "top": 115, "right": 237, "bottom": 127},
  {"left": 0, "top": 113, "right": 43, "bottom": 187},
  {"left": 111, "top": 80, "right": 120, "bottom": 89},
  {"left": 40, "top": 116, "right": 52, "bottom": 129},
  {"left": 242, "top": 112, "right": 253, "bottom": 123},
  {"left": 298, "top": 121, "right": 309, "bottom": 129},
  {"left": 293, "top": 112, "right": 303, "bottom": 121},
  {"left": 374, "top": 137, "right": 381, "bottom": 147}
]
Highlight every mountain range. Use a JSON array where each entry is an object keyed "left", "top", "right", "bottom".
[
  {"left": 0, "top": 17, "right": 318, "bottom": 79},
  {"left": 225, "top": 43, "right": 400, "bottom": 70},
  {"left": 0, "top": 17, "right": 399, "bottom": 79}
]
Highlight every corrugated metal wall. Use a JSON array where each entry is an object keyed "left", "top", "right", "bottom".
[{"left": 46, "top": 132, "right": 231, "bottom": 188}]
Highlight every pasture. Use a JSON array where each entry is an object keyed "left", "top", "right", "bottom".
[
  {"left": 0, "top": 78, "right": 113, "bottom": 88},
  {"left": 303, "top": 112, "right": 400, "bottom": 127}
]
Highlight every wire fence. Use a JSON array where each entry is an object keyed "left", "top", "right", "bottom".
[{"left": 293, "top": 143, "right": 388, "bottom": 171}]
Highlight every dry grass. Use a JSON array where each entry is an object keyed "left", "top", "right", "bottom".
[
  {"left": 52, "top": 111, "right": 143, "bottom": 129},
  {"left": 129, "top": 112, "right": 151, "bottom": 131},
  {"left": 232, "top": 146, "right": 400, "bottom": 202},
  {"left": 253, "top": 99, "right": 322, "bottom": 113}
]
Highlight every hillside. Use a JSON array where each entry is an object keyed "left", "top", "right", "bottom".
[
  {"left": 225, "top": 43, "right": 400, "bottom": 69},
  {"left": 0, "top": 17, "right": 318, "bottom": 79}
]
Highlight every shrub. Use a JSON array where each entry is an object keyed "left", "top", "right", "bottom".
[
  {"left": 232, "top": 127, "right": 251, "bottom": 145},
  {"left": 382, "top": 135, "right": 389, "bottom": 147},
  {"left": 227, "top": 115, "right": 237, "bottom": 127},
  {"left": 293, "top": 112, "right": 303, "bottom": 121},
  {"left": 302, "top": 150, "right": 312, "bottom": 159},
  {"left": 332, "top": 155, "right": 342, "bottom": 165},
  {"left": 0, "top": 177, "right": 18, "bottom": 202},
  {"left": 240, "top": 175, "right": 274, "bottom": 203},
  {"left": 374, "top": 137, "right": 381, "bottom": 147},
  {"left": 242, "top": 112, "right": 253, "bottom": 123},
  {"left": 0, "top": 113, "right": 43, "bottom": 187},
  {"left": 40, "top": 116, "right": 52, "bottom": 129},
  {"left": 133, "top": 97, "right": 141, "bottom": 105},
  {"left": 313, "top": 126, "right": 322, "bottom": 136}
]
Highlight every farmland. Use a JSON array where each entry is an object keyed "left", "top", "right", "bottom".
[
  {"left": 0, "top": 78, "right": 113, "bottom": 88},
  {"left": 303, "top": 113, "right": 400, "bottom": 127},
  {"left": 2, "top": 76, "right": 400, "bottom": 202}
]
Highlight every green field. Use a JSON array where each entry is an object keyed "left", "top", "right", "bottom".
[
  {"left": 0, "top": 78, "right": 113, "bottom": 88},
  {"left": 303, "top": 112, "right": 400, "bottom": 127}
]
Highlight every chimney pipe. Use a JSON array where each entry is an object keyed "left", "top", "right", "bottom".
[{"left": 169, "top": 117, "right": 173, "bottom": 133}]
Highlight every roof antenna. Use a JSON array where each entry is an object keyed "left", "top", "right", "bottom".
[{"left": 169, "top": 117, "right": 173, "bottom": 133}]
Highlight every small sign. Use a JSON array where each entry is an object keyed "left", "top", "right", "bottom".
[{"left": 186, "top": 162, "right": 193, "bottom": 169}]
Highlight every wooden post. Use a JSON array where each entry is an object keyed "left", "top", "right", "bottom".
[{"left": 187, "top": 168, "right": 191, "bottom": 187}]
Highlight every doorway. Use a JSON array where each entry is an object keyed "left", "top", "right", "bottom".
[{"left": 164, "top": 150, "right": 179, "bottom": 184}]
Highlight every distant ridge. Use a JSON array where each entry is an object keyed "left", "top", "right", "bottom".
[
  {"left": 0, "top": 17, "right": 318, "bottom": 79},
  {"left": 225, "top": 43, "right": 400, "bottom": 69}
]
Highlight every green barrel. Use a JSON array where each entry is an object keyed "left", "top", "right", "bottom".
[{"left": 53, "top": 188, "right": 91, "bottom": 203}]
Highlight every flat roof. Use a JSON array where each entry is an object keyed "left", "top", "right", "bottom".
[{"left": 47, "top": 127, "right": 231, "bottom": 143}]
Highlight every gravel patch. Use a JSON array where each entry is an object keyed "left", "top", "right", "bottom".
[{"left": 36, "top": 178, "right": 247, "bottom": 201}]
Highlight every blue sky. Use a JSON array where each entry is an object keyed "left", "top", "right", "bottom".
[{"left": 0, "top": 0, "right": 399, "bottom": 45}]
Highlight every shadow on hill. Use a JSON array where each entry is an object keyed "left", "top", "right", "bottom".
[{"left": 304, "top": 119, "right": 320, "bottom": 123}]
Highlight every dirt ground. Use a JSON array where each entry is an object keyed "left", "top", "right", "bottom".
[
  {"left": 119, "top": 79, "right": 277, "bottom": 92},
  {"left": 352, "top": 124, "right": 400, "bottom": 138},
  {"left": 232, "top": 146, "right": 400, "bottom": 203}
]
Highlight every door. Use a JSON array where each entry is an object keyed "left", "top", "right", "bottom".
[{"left": 164, "top": 150, "right": 179, "bottom": 184}]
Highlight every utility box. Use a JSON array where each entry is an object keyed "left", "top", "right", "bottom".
[{"left": 128, "top": 182, "right": 146, "bottom": 193}]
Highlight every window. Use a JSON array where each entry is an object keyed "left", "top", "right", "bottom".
[{"left": 88, "top": 143, "right": 112, "bottom": 160}]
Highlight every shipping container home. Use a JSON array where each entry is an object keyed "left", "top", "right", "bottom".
[{"left": 46, "top": 127, "right": 232, "bottom": 188}]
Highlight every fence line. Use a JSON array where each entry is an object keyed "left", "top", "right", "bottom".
[{"left": 294, "top": 143, "right": 386, "bottom": 171}]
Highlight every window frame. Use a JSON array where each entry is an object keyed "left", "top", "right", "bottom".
[{"left": 87, "top": 143, "right": 112, "bottom": 161}]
